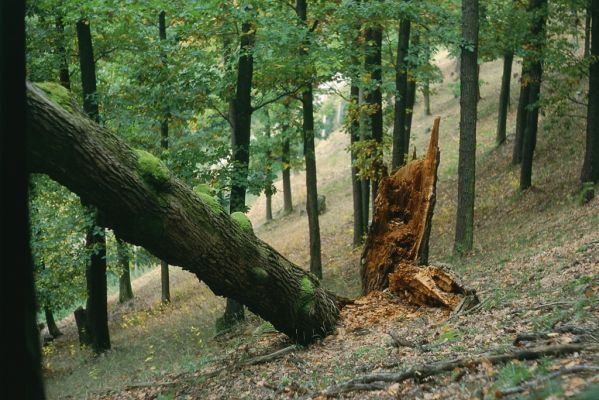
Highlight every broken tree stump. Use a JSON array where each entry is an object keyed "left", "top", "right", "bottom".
[{"left": 360, "top": 117, "right": 476, "bottom": 310}]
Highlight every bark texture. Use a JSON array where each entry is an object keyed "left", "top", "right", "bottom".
[
  {"left": 25, "top": 83, "right": 339, "bottom": 344},
  {"left": 496, "top": 51, "right": 513, "bottom": 146},
  {"left": 520, "top": 0, "right": 548, "bottom": 190},
  {"left": 512, "top": 62, "right": 530, "bottom": 164},
  {"left": 350, "top": 84, "right": 364, "bottom": 246},
  {"left": 117, "top": 237, "right": 134, "bottom": 303},
  {"left": 392, "top": 18, "right": 411, "bottom": 170},
  {"left": 297, "top": 0, "right": 323, "bottom": 279},
  {"left": 454, "top": 0, "right": 479, "bottom": 255}
]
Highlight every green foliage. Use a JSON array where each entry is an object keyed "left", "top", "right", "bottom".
[
  {"left": 134, "top": 149, "right": 170, "bottom": 190},
  {"left": 297, "top": 276, "right": 316, "bottom": 316},
  {"left": 230, "top": 211, "right": 253, "bottom": 233},
  {"left": 34, "top": 81, "right": 75, "bottom": 113}
]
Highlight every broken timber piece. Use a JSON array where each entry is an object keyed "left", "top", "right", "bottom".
[{"left": 360, "top": 117, "right": 477, "bottom": 311}]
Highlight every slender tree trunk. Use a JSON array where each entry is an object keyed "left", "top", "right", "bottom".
[
  {"left": 76, "top": 18, "right": 110, "bottom": 353},
  {"left": 265, "top": 110, "right": 274, "bottom": 222},
  {"left": 296, "top": 0, "right": 323, "bottom": 279},
  {"left": 423, "top": 81, "right": 432, "bottom": 116},
  {"left": 582, "top": 0, "right": 599, "bottom": 183},
  {"left": 158, "top": 11, "right": 171, "bottom": 304},
  {"left": 26, "top": 84, "right": 340, "bottom": 344},
  {"left": 585, "top": 5, "right": 592, "bottom": 59},
  {"left": 350, "top": 84, "right": 364, "bottom": 246},
  {"left": 2, "top": 5, "right": 44, "bottom": 392},
  {"left": 454, "top": 0, "right": 479, "bottom": 256},
  {"left": 364, "top": 15, "right": 384, "bottom": 201},
  {"left": 55, "top": 15, "right": 70, "bottom": 90},
  {"left": 223, "top": 19, "right": 256, "bottom": 324},
  {"left": 496, "top": 51, "right": 514, "bottom": 146},
  {"left": 404, "top": 33, "right": 420, "bottom": 156},
  {"left": 117, "top": 237, "right": 133, "bottom": 303},
  {"left": 359, "top": 88, "right": 370, "bottom": 233},
  {"left": 282, "top": 118, "right": 293, "bottom": 214},
  {"left": 392, "top": 18, "right": 411, "bottom": 170},
  {"left": 44, "top": 307, "right": 62, "bottom": 338},
  {"left": 512, "top": 62, "right": 531, "bottom": 164},
  {"left": 520, "top": 0, "right": 548, "bottom": 190}
]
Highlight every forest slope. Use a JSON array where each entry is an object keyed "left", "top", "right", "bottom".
[{"left": 43, "top": 51, "right": 599, "bottom": 399}]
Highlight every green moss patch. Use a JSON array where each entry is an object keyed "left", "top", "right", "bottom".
[
  {"left": 34, "top": 82, "right": 74, "bottom": 113},
  {"left": 297, "top": 276, "right": 316, "bottom": 317},
  {"left": 194, "top": 183, "right": 214, "bottom": 196},
  {"left": 134, "top": 149, "right": 170, "bottom": 190},
  {"left": 231, "top": 212, "right": 253, "bottom": 233},
  {"left": 197, "top": 192, "right": 222, "bottom": 213}
]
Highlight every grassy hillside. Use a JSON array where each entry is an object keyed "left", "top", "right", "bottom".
[{"left": 43, "top": 51, "right": 599, "bottom": 400}]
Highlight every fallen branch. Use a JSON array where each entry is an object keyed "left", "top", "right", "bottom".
[
  {"left": 514, "top": 325, "right": 599, "bottom": 345},
  {"left": 324, "top": 343, "right": 599, "bottom": 396},
  {"left": 496, "top": 365, "right": 599, "bottom": 397},
  {"left": 243, "top": 345, "right": 299, "bottom": 365}
]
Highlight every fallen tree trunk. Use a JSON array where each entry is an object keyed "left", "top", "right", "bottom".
[
  {"left": 361, "top": 118, "right": 476, "bottom": 309},
  {"left": 25, "top": 82, "right": 338, "bottom": 344}
]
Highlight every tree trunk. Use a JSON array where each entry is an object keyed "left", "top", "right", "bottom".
[
  {"left": 520, "top": 0, "right": 548, "bottom": 191},
  {"left": 2, "top": 5, "right": 44, "bottom": 392},
  {"left": 76, "top": 17, "right": 110, "bottom": 353},
  {"left": 582, "top": 0, "right": 599, "bottom": 184},
  {"left": 55, "top": 15, "right": 70, "bottom": 90},
  {"left": 44, "top": 306, "right": 62, "bottom": 338},
  {"left": 350, "top": 84, "right": 364, "bottom": 246},
  {"left": 296, "top": 0, "right": 323, "bottom": 279},
  {"left": 282, "top": 125, "right": 293, "bottom": 214},
  {"left": 223, "top": 19, "right": 256, "bottom": 324},
  {"left": 496, "top": 51, "right": 513, "bottom": 146},
  {"left": 392, "top": 17, "right": 411, "bottom": 170},
  {"left": 404, "top": 32, "right": 419, "bottom": 156},
  {"left": 265, "top": 109, "right": 274, "bottom": 222},
  {"left": 454, "top": 0, "right": 479, "bottom": 256},
  {"left": 364, "top": 15, "right": 384, "bottom": 200},
  {"left": 159, "top": 11, "right": 171, "bottom": 304},
  {"left": 359, "top": 88, "right": 370, "bottom": 233},
  {"left": 512, "top": 62, "right": 530, "bottom": 164},
  {"left": 117, "top": 237, "right": 134, "bottom": 303},
  {"left": 25, "top": 83, "right": 340, "bottom": 344},
  {"left": 423, "top": 81, "right": 432, "bottom": 116}
]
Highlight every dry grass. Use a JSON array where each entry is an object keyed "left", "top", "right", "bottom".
[{"left": 43, "top": 50, "right": 599, "bottom": 400}]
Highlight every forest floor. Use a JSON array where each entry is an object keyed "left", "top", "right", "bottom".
[{"left": 43, "top": 51, "right": 599, "bottom": 399}]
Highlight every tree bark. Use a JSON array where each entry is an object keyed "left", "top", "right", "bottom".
[
  {"left": 512, "top": 62, "right": 530, "bottom": 164},
  {"left": 392, "top": 17, "right": 411, "bottom": 170},
  {"left": 404, "top": 32, "right": 419, "bottom": 156},
  {"left": 423, "top": 81, "right": 432, "bottom": 116},
  {"left": 76, "top": 17, "right": 110, "bottom": 353},
  {"left": 282, "top": 119, "right": 294, "bottom": 214},
  {"left": 585, "top": 5, "right": 592, "bottom": 59},
  {"left": 26, "top": 83, "right": 340, "bottom": 344},
  {"left": 223, "top": 18, "right": 256, "bottom": 324},
  {"left": 44, "top": 306, "right": 62, "bottom": 338},
  {"left": 496, "top": 51, "right": 513, "bottom": 146},
  {"left": 454, "top": 0, "right": 479, "bottom": 255},
  {"left": 359, "top": 88, "right": 370, "bottom": 233},
  {"left": 159, "top": 10, "right": 171, "bottom": 304},
  {"left": 350, "top": 84, "right": 364, "bottom": 246},
  {"left": 265, "top": 109, "right": 274, "bottom": 222},
  {"left": 117, "top": 237, "right": 134, "bottom": 303},
  {"left": 520, "top": 0, "right": 548, "bottom": 190},
  {"left": 364, "top": 16, "right": 384, "bottom": 200},
  {"left": 582, "top": 0, "right": 599, "bottom": 184},
  {"left": 296, "top": 0, "right": 323, "bottom": 279}
]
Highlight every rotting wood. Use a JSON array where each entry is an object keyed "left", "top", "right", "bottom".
[
  {"left": 324, "top": 343, "right": 599, "bottom": 396},
  {"left": 360, "top": 117, "right": 477, "bottom": 310}
]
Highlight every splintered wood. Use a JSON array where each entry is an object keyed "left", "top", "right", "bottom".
[{"left": 360, "top": 117, "right": 476, "bottom": 311}]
